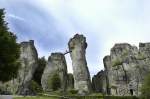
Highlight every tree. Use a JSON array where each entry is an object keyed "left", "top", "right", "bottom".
[
  {"left": 141, "top": 72, "right": 150, "bottom": 99},
  {"left": 33, "top": 57, "right": 46, "bottom": 85},
  {"left": 0, "top": 9, "right": 20, "bottom": 82}
]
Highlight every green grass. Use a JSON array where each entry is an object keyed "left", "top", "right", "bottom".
[
  {"left": 13, "top": 96, "right": 60, "bottom": 99},
  {"left": 89, "top": 93, "right": 103, "bottom": 96},
  {"left": 13, "top": 95, "right": 139, "bottom": 99}
]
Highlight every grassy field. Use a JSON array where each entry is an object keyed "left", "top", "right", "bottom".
[
  {"left": 13, "top": 93, "right": 138, "bottom": 99},
  {"left": 13, "top": 96, "right": 103, "bottom": 99},
  {"left": 13, "top": 96, "right": 60, "bottom": 99},
  {"left": 13, "top": 96, "right": 138, "bottom": 99}
]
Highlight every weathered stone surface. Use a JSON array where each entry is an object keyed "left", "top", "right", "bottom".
[
  {"left": 41, "top": 53, "right": 68, "bottom": 92},
  {"left": 92, "top": 70, "right": 106, "bottom": 93},
  {"left": 67, "top": 73, "right": 74, "bottom": 90},
  {"left": 17, "top": 40, "right": 38, "bottom": 95},
  {"left": 68, "top": 34, "right": 92, "bottom": 94},
  {"left": 0, "top": 40, "right": 38, "bottom": 95},
  {"left": 103, "top": 43, "right": 150, "bottom": 96}
]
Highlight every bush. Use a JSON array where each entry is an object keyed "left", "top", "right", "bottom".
[
  {"left": 29, "top": 80, "right": 43, "bottom": 93},
  {"left": 104, "top": 96, "right": 138, "bottom": 99},
  {"left": 89, "top": 93, "right": 102, "bottom": 96},
  {"left": 67, "top": 89, "right": 78, "bottom": 95},
  {"left": 112, "top": 59, "right": 123, "bottom": 67},
  {"left": 48, "top": 73, "right": 61, "bottom": 91},
  {"left": 136, "top": 53, "right": 146, "bottom": 60},
  {"left": 65, "top": 96, "right": 138, "bottom": 99},
  {"left": 140, "top": 72, "right": 150, "bottom": 99}
]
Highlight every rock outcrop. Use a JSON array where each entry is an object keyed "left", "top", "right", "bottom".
[
  {"left": 92, "top": 70, "right": 106, "bottom": 93},
  {"left": 103, "top": 43, "right": 150, "bottom": 96},
  {"left": 41, "top": 53, "right": 68, "bottom": 92},
  {"left": 17, "top": 40, "right": 38, "bottom": 95},
  {"left": 67, "top": 73, "right": 74, "bottom": 90},
  {"left": 68, "top": 34, "right": 92, "bottom": 94},
  {"left": 0, "top": 40, "right": 38, "bottom": 95}
]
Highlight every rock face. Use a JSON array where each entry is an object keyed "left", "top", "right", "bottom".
[
  {"left": 103, "top": 43, "right": 150, "bottom": 96},
  {"left": 67, "top": 73, "right": 74, "bottom": 90},
  {"left": 17, "top": 40, "right": 38, "bottom": 95},
  {"left": 68, "top": 34, "right": 92, "bottom": 94},
  {"left": 0, "top": 40, "right": 38, "bottom": 95},
  {"left": 41, "top": 53, "right": 68, "bottom": 92},
  {"left": 92, "top": 70, "right": 106, "bottom": 93}
]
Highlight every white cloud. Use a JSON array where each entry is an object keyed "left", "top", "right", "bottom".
[
  {"left": 1, "top": 0, "right": 150, "bottom": 76},
  {"left": 21, "top": 0, "right": 150, "bottom": 75},
  {"left": 8, "top": 14, "right": 25, "bottom": 21}
]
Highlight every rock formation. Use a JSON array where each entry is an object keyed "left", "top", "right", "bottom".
[
  {"left": 92, "top": 70, "right": 106, "bottom": 93},
  {"left": 0, "top": 40, "right": 38, "bottom": 95},
  {"left": 68, "top": 34, "right": 92, "bottom": 94},
  {"left": 17, "top": 40, "right": 38, "bottom": 95},
  {"left": 41, "top": 53, "right": 68, "bottom": 92},
  {"left": 103, "top": 43, "right": 150, "bottom": 96},
  {"left": 67, "top": 73, "right": 74, "bottom": 90}
]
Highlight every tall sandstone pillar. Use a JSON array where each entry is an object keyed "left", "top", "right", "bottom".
[
  {"left": 41, "top": 53, "right": 68, "bottom": 92},
  {"left": 17, "top": 40, "right": 38, "bottom": 95},
  {"left": 68, "top": 34, "right": 92, "bottom": 94}
]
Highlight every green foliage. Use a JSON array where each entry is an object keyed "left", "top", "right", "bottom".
[
  {"left": 112, "top": 59, "right": 123, "bottom": 67},
  {"left": 33, "top": 57, "right": 46, "bottom": 85},
  {"left": 103, "top": 96, "right": 138, "bottom": 99},
  {"left": 13, "top": 96, "right": 59, "bottom": 99},
  {"left": 0, "top": 9, "right": 20, "bottom": 82},
  {"left": 122, "top": 50, "right": 129, "bottom": 57},
  {"left": 67, "top": 89, "right": 78, "bottom": 95},
  {"left": 136, "top": 53, "right": 145, "bottom": 60},
  {"left": 65, "top": 96, "right": 138, "bottom": 99},
  {"left": 89, "top": 93, "right": 102, "bottom": 96},
  {"left": 13, "top": 95, "right": 138, "bottom": 99},
  {"left": 48, "top": 73, "right": 61, "bottom": 91},
  {"left": 140, "top": 72, "right": 150, "bottom": 99},
  {"left": 29, "top": 80, "right": 43, "bottom": 93}
]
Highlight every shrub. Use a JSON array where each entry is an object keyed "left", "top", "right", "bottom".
[
  {"left": 68, "top": 89, "right": 78, "bottom": 95},
  {"left": 48, "top": 73, "right": 61, "bottom": 91},
  {"left": 140, "top": 72, "right": 150, "bottom": 99},
  {"left": 104, "top": 96, "right": 138, "bottom": 99},
  {"left": 112, "top": 59, "right": 123, "bottom": 67},
  {"left": 65, "top": 96, "right": 138, "bottom": 99},
  {"left": 89, "top": 93, "right": 102, "bottom": 96},
  {"left": 136, "top": 53, "right": 145, "bottom": 60},
  {"left": 29, "top": 80, "right": 43, "bottom": 93}
]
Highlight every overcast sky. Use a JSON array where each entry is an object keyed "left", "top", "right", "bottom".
[{"left": 0, "top": 0, "right": 150, "bottom": 77}]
